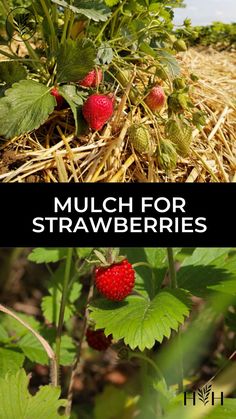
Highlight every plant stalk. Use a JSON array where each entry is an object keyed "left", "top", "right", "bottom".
[
  {"left": 39, "top": 0, "right": 57, "bottom": 53},
  {"left": 167, "top": 248, "right": 177, "bottom": 289},
  {"left": 166, "top": 248, "right": 184, "bottom": 393},
  {"left": 55, "top": 248, "right": 73, "bottom": 380},
  {"left": 65, "top": 278, "right": 94, "bottom": 416}
]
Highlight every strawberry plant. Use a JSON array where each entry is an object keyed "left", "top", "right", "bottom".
[
  {"left": 176, "top": 21, "right": 236, "bottom": 51},
  {"left": 0, "top": 0, "right": 205, "bottom": 175},
  {"left": 0, "top": 247, "right": 236, "bottom": 417}
]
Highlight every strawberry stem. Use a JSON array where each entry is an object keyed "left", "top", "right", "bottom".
[
  {"left": 55, "top": 248, "right": 73, "bottom": 383},
  {"left": 167, "top": 248, "right": 184, "bottom": 393}
]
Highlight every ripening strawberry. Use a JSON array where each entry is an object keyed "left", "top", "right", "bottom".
[
  {"left": 145, "top": 86, "right": 165, "bottom": 112},
  {"left": 82, "top": 94, "right": 114, "bottom": 131},
  {"left": 50, "top": 87, "right": 64, "bottom": 109},
  {"left": 95, "top": 259, "right": 135, "bottom": 301},
  {"left": 79, "top": 68, "right": 103, "bottom": 88},
  {"left": 86, "top": 328, "right": 112, "bottom": 351}
]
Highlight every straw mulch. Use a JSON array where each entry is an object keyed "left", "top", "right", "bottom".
[{"left": 0, "top": 47, "right": 235, "bottom": 183}]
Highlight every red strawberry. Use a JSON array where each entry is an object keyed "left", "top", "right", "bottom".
[
  {"left": 82, "top": 94, "right": 114, "bottom": 131},
  {"left": 86, "top": 328, "right": 112, "bottom": 351},
  {"left": 79, "top": 68, "right": 103, "bottom": 88},
  {"left": 50, "top": 87, "right": 64, "bottom": 109},
  {"left": 145, "top": 86, "right": 165, "bottom": 112},
  {"left": 95, "top": 259, "right": 135, "bottom": 301}
]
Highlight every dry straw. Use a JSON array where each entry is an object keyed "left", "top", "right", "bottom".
[{"left": 0, "top": 47, "right": 235, "bottom": 183}]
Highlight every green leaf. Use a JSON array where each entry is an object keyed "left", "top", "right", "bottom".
[
  {"left": 0, "top": 323, "right": 9, "bottom": 342},
  {"left": 0, "top": 61, "right": 27, "bottom": 85},
  {"left": 58, "top": 85, "right": 87, "bottom": 134},
  {"left": 105, "top": 0, "right": 120, "bottom": 7},
  {"left": 157, "top": 50, "right": 180, "bottom": 78},
  {"left": 0, "top": 312, "right": 40, "bottom": 339},
  {"left": 18, "top": 333, "right": 48, "bottom": 365},
  {"left": 0, "top": 348, "right": 24, "bottom": 377},
  {"left": 57, "top": 39, "right": 96, "bottom": 83},
  {"left": 76, "top": 248, "right": 93, "bottom": 259},
  {"left": 96, "top": 43, "right": 113, "bottom": 65},
  {"left": 144, "top": 248, "right": 167, "bottom": 268},
  {"left": 0, "top": 80, "right": 55, "bottom": 139},
  {"left": 0, "top": 369, "right": 68, "bottom": 418},
  {"left": 94, "top": 386, "right": 128, "bottom": 419},
  {"left": 28, "top": 248, "right": 68, "bottom": 264},
  {"left": 121, "top": 248, "right": 168, "bottom": 298},
  {"left": 180, "top": 248, "right": 230, "bottom": 267},
  {"left": 177, "top": 248, "right": 236, "bottom": 297},
  {"left": 205, "top": 399, "right": 236, "bottom": 419},
  {"left": 41, "top": 329, "right": 76, "bottom": 366},
  {"left": 53, "top": 335, "right": 76, "bottom": 366},
  {"left": 69, "top": 282, "right": 83, "bottom": 303},
  {"left": 41, "top": 291, "right": 74, "bottom": 325},
  {"left": 52, "top": 0, "right": 111, "bottom": 22},
  {"left": 90, "top": 290, "right": 190, "bottom": 350}
]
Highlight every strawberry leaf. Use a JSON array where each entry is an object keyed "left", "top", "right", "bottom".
[
  {"left": 177, "top": 248, "right": 236, "bottom": 297},
  {"left": 57, "top": 39, "right": 96, "bottom": 83},
  {"left": 89, "top": 289, "right": 190, "bottom": 350},
  {"left": 52, "top": 0, "right": 111, "bottom": 22},
  {"left": 28, "top": 248, "right": 68, "bottom": 264},
  {"left": 0, "top": 80, "right": 55, "bottom": 139},
  {"left": 58, "top": 85, "right": 87, "bottom": 134},
  {"left": 121, "top": 248, "right": 168, "bottom": 298},
  {"left": 18, "top": 333, "right": 48, "bottom": 365},
  {"left": 0, "top": 348, "right": 24, "bottom": 377},
  {"left": 104, "top": 0, "right": 120, "bottom": 7},
  {"left": 0, "top": 369, "right": 68, "bottom": 418},
  {"left": 0, "top": 61, "right": 27, "bottom": 85}
]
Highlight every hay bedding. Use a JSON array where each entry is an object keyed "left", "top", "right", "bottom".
[{"left": 0, "top": 47, "right": 235, "bottom": 183}]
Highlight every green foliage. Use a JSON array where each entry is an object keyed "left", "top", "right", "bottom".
[
  {"left": 58, "top": 85, "right": 87, "bottom": 134},
  {"left": 177, "top": 248, "right": 236, "bottom": 297},
  {"left": 121, "top": 248, "right": 168, "bottom": 298},
  {"left": 41, "top": 282, "right": 82, "bottom": 324},
  {"left": 0, "top": 348, "right": 24, "bottom": 377},
  {"left": 56, "top": 39, "right": 96, "bottom": 83},
  {"left": 1, "top": 247, "right": 236, "bottom": 417},
  {"left": 94, "top": 385, "right": 134, "bottom": 419},
  {"left": 0, "top": 80, "right": 55, "bottom": 139},
  {"left": 0, "top": 62, "right": 27, "bottom": 85},
  {"left": 0, "top": 369, "right": 68, "bottom": 418},
  {"left": 52, "top": 0, "right": 111, "bottom": 22},
  {"left": 28, "top": 248, "right": 68, "bottom": 264},
  {"left": 177, "top": 22, "right": 236, "bottom": 50},
  {"left": 90, "top": 289, "right": 191, "bottom": 350},
  {"left": 76, "top": 248, "right": 93, "bottom": 259}
]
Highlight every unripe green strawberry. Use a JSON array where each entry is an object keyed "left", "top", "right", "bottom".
[
  {"left": 173, "top": 77, "right": 186, "bottom": 90},
  {"left": 128, "top": 124, "right": 150, "bottom": 154},
  {"left": 192, "top": 111, "right": 206, "bottom": 127},
  {"left": 174, "top": 39, "right": 187, "bottom": 52},
  {"left": 168, "top": 92, "right": 190, "bottom": 113},
  {"left": 165, "top": 119, "right": 192, "bottom": 157},
  {"left": 156, "top": 139, "right": 178, "bottom": 172}
]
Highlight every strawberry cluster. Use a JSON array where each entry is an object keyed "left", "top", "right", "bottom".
[
  {"left": 51, "top": 67, "right": 115, "bottom": 132},
  {"left": 86, "top": 256, "right": 135, "bottom": 351}
]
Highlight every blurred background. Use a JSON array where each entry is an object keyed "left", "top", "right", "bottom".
[{"left": 174, "top": 0, "right": 236, "bottom": 25}]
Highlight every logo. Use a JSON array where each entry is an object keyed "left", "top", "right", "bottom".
[
  {"left": 184, "top": 384, "right": 224, "bottom": 406},
  {"left": 6, "top": 7, "right": 37, "bottom": 42}
]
